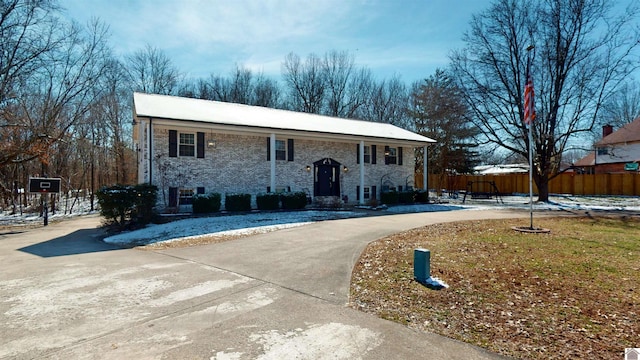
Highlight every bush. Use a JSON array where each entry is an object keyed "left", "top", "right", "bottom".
[
  {"left": 380, "top": 191, "right": 399, "bottom": 205},
  {"left": 132, "top": 183, "right": 158, "bottom": 223},
  {"left": 398, "top": 191, "right": 415, "bottom": 204},
  {"left": 256, "top": 193, "right": 280, "bottom": 210},
  {"left": 193, "top": 192, "right": 221, "bottom": 213},
  {"left": 414, "top": 190, "right": 429, "bottom": 203},
  {"left": 281, "top": 191, "right": 308, "bottom": 209},
  {"left": 97, "top": 183, "right": 157, "bottom": 227},
  {"left": 225, "top": 193, "right": 251, "bottom": 211}
]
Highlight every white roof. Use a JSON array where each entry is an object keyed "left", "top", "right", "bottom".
[{"left": 133, "top": 92, "right": 435, "bottom": 145}]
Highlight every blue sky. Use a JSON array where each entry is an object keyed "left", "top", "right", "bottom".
[{"left": 59, "top": 0, "right": 489, "bottom": 84}]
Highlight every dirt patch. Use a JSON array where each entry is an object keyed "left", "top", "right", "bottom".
[{"left": 349, "top": 216, "right": 640, "bottom": 359}]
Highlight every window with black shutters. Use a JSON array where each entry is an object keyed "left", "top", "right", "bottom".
[
  {"left": 179, "top": 133, "right": 195, "bottom": 157},
  {"left": 268, "top": 138, "right": 294, "bottom": 161},
  {"left": 275, "top": 140, "right": 286, "bottom": 160},
  {"left": 385, "top": 146, "right": 397, "bottom": 165}
]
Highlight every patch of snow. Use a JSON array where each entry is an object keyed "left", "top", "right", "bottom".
[{"left": 103, "top": 211, "right": 362, "bottom": 246}]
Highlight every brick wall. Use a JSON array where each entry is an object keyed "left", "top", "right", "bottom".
[{"left": 148, "top": 125, "right": 415, "bottom": 209}]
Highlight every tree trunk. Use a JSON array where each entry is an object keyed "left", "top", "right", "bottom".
[{"left": 535, "top": 174, "right": 549, "bottom": 202}]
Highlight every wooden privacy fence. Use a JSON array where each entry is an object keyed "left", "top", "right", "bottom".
[{"left": 415, "top": 173, "right": 640, "bottom": 196}]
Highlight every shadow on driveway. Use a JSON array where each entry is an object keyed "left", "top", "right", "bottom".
[{"left": 18, "top": 228, "right": 121, "bottom": 257}]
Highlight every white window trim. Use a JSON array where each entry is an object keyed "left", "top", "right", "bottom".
[
  {"left": 179, "top": 132, "right": 196, "bottom": 157},
  {"left": 275, "top": 139, "right": 287, "bottom": 161}
]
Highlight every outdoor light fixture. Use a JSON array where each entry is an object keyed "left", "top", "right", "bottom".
[
  {"left": 343, "top": 166, "right": 349, "bottom": 172},
  {"left": 306, "top": 165, "right": 311, "bottom": 172},
  {"left": 207, "top": 139, "right": 216, "bottom": 148}
]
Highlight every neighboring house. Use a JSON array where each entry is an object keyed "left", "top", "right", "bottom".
[
  {"left": 574, "top": 120, "right": 640, "bottom": 174},
  {"left": 133, "top": 93, "right": 435, "bottom": 210}
]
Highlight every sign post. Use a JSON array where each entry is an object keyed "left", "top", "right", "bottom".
[{"left": 28, "top": 177, "right": 61, "bottom": 226}]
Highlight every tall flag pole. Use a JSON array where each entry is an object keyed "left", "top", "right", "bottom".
[{"left": 524, "top": 45, "right": 535, "bottom": 229}]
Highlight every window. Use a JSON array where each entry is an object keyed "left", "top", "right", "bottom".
[
  {"left": 386, "top": 147, "right": 397, "bottom": 164},
  {"left": 179, "top": 189, "right": 194, "bottom": 205},
  {"left": 275, "top": 139, "right": 286, "bottom": 160},
  {"left": 179, "top": 133, "right": 195, "bottom": 157},
  {"left": 597, "top": 146, "right": 609, "bottom": 156},
  {"left": 364, "top": 186, "right": 371, "bottom": 200},
  {"left": 364, "top": 146, "right": 371, "bottom": 163}
]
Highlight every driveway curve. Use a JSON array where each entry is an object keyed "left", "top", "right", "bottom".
[{"left": 0, "top": 209, "right": 526, "bottom": 359}]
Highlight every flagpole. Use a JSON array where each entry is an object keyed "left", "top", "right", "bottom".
[
  {"left": 528, "top": 119, "right": 534, "bottom": 229},
  {"left": 526, "top": 44, "right": 535, "bottom": 229}
]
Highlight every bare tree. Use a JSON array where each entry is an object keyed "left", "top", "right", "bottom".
[
  {"left": 126, "top": 44, "right": 181, "bottom": 95},
  {"left": 282, "top": 52, "right": 325, "bottom": 113},
  {"left": 597, "top": 80, "right": 640, "bottom": 131},
  {"left": 252, "top": 73, "right": 281, "bottom": 108},
  {"left": 364, "top": 76, "right": 410, "bottom": 128},
  {"left": 322, "top": 50, "right": 373, "bottom": 118},
  {"left": 1, "top": 17, "right": 110, "bottom": 170},
  {"left": 450, "top": 0, "right": 640, "bottom": 201}
]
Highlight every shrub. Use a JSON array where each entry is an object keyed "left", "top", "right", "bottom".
[
  {"left": 256, "top": 193, "right": 280, "bottom": 210},
  {"left": 281, "top": 191, "right": 308, "bottom": 209},
  {"left": 414, "top": 190, "right": 429, "bottom": 203},
  {"left": 398, "top": 191, "right": 415, "bottom": 204},
  {"left": 132, "top": 183, "right": 158, "bottom": 223},
  {"left": 193, "top": 192, "right": 221, "bottom": 213},
  {"left": 97, "top": 183, "right": 157, "bottom": 227},
  {"left": 225, "top": 193, "right": 251, "bottom": 211},
  {"left": 380, "top": 191, "right": 399, "bottom": 205}
]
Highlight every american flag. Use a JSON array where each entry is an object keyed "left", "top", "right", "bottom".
[{"left": 523, "top": 61, "right": 536, "bottom": 125}]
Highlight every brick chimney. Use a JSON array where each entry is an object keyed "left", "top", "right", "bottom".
[{"left": 602, "top": 124, "right": 613, "bottom": 138}]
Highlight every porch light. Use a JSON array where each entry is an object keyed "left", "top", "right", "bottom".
[
  {"left": 207, "top": 139, "right": 216, "bottom": 148},
  {"left": 343, "top": 166, "right": 349, "bottom": 172},
  {"left": 306, "top": 165, "right": 311, "bottom": 172}
]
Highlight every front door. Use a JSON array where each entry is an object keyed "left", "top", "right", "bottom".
[{"left": 314, "top": 158, "right": 340, "bottom": 197}]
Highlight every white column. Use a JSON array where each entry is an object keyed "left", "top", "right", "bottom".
[
  {"left": 359, "top": 141, "right": 365, "bottom": 204},
  {"left": 270, "top": 133, "right": 276, "bottom": 192},
  {"left": 423, "top": 145, "right": 428, "bottom": 192}
]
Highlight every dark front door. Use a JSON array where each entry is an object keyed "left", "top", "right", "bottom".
[{"left": 314, "top": 158, "right": 340, "bottom": 197}]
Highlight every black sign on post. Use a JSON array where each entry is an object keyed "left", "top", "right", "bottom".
[
  {"left": 28, "top": 177, "right": 61, "bottom": 193},
  {"left": 29, "top": 177, "right": 61, "bottom": 226}
]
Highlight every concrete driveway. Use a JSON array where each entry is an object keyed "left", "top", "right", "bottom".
[{"left": 0, "top": 210, "right": 524, "bottom": 359}]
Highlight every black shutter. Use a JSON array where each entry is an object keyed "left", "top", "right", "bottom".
[
  {"left": 197, "top": 187, "right": 205, "bottom": 194},
  {"left": 398, "top": 146, "right": 403, "bottom": 165},
  {"left": 356, "top": 144, "right": 360, "bottom": 164},
  {"left": 371, "top": 145, "right": 377, "bottom": 164},
  {"left": 169, "top": 130, "right": 177, "bottom": 157},
  {"left": 169, "top": 187, "right": 178, "bottom": 207},
  {"left": 267, "top": 186, "right": 271, "bottom": 192},
  {"left": 266, "top": 137, "right": 270, "bottom": 161},
  {"left": 356, "top": 185, "right": 360, "bottom": 201},
  {"left": 287, "top": 139, "right": 294, "bottom": 161},
  {"left": 384, "top": 146, "right": 390, "bottom": 165},
  {"left": 197, "top": 132, "right": 205, "bottom": 158},
  {"left": 372, "top": 185, "right": 377, "bottom": 199}
]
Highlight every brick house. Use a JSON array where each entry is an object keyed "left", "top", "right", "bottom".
[
  {"left": 133, "top": 93, "right": 435, "bottom": 210},
  {"left": 574, "top": 119, "right": 640, "bottom": 174}
]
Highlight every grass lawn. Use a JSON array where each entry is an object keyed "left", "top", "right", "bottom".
[{"left": 350, "top": 215, "right": 640, "bottom": 359}]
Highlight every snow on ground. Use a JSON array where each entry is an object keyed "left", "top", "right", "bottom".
[
  {"left": 103, "top": 211, "right": 366, "bottom": 246},
  {"left": 2, "top": 194, "right": 639, "bottom": 247}
]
